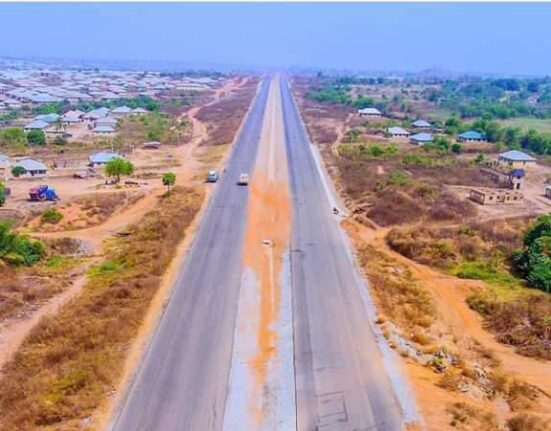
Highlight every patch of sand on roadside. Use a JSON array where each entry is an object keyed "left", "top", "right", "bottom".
[{"left": 344, "top": 219, "right": 551, "bottom": 428}]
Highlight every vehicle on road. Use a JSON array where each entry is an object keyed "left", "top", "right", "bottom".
[
  {"left": 207, "top": 170, "right": 219, "bottom": 183},
  {"left": 29, "top": 185, "right": 59, "bottom": 201},
  {"left": 237, "top": 173, "right": 250, "bottom": 185}
]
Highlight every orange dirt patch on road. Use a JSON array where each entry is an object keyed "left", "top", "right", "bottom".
[{"left": 241, "top": 78, "right": 292, "bottom": 425}]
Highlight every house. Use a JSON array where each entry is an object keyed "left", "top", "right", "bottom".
[
  {"left": 410, "top": 132, "right": 433, "bottom": 145},
  {"left": 92, "top": 125, "right": 115, "bottom": 134},
  {"left": 498, "top": 150, "right": 537, "bottom": 168},
  {"left": 94, "top": 117, "right": 117, "bottom": 128},
  {"left": 24, "top": 119, "right": 50, "bottom": 131},
  {"left": 61, "top": 110, "right": 85, "bottom": 123},
  {"left": 13, "top": 159, "right": 48, "bottom": 177},
  {"left": 84, "top": 107, "right": 110, "bottom": 120},
  {"left": 411, "top": 119, "right": 432, "bottom": 129},
  {"left": 469, "top": 188, "right": 523, "bottom": 205},
  {"left": 458, "top": 130, "right": 486, "bottom": 142},
  {"left": 143, "top": 141, "right": 161, "bottom": 149},
  {"left": 111, "top": 106, "right": 132, "bottom": 116},
  {"left": 388, "top": 127, "right": 410, "bottom": 138},
  {"left": 89, "top": 151, "right": 122, "bottom": 166},
  {"left": 358, "top": 107, "right": 381, "bottom": 117},
  {"left": 35, "top": 113, "right": 60, "bottom": 123}
]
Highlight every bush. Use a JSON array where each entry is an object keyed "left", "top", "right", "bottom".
[
  {"left": 0, "top": 222, "right": 45, "bottom": 266},
  {"left": 0, "top": 182, "right": 5, "bottom": 206},
  {"left": 41, "top": 208, "right": 63, "bottom": 224},
  {"left": 11, "top": 165, "right": 26, "bottom": 178},
  {"left": 514, "top": 214, "right": 551, "bottom": 292},
  {"left": 26, "top": 130, "right": 46, "bottom": 146}
]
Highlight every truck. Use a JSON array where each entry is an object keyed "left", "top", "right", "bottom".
[
  {"left": 207, "top": 170, "right": 219, "bottom": 183},
  {"left": 237, "top": 173, "right": 250, "bottom": 186},
  {"left": 29, "top": 185, "right": 59, "bottom": 201}
]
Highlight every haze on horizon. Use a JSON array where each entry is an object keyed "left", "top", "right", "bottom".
[{"left": 1, "top": 2, "right": 550, "bottom": 76}]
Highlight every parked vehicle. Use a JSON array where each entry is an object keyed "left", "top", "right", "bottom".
[
  {"left": 29, "top": 185, "right": 59, "bottom": 201},
  {"left": 207, "top": 170, "right": 219, "bottom": 183},
  {"left": 237, "top": 173, "right": 250, "bottom": 186}
]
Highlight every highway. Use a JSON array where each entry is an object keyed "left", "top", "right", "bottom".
[
  {"left": 280, "top": 77, "right": 403, "bottom": 430},
  {"left": 110, "top": 76, "right": 408, "bottom": 431},
  {"left": 110, "top": 79, "right": 270, "bottom": 431}
]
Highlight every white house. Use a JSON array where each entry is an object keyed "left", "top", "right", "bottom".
[
  {"left": 388, "top": 127, "right": 410, "bottom": 138},
  {"left": 13, "top": 158, "right": 48, "bottom": 177},
  {"left": 358, "top": 107, "right": 382, "bottom": 117}
]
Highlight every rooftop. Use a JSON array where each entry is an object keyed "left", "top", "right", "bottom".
[{"left": 499, "top": 150, "right": 537, "bottom": 162}]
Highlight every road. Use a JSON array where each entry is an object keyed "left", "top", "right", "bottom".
[
  {"left": 280, "top": 77, "right": 404, "bottom": 430},
  {"left": 110, "top": 79, "right": 270, "bottom": 431},
  {"left": 110, "top": 76, "right": 409, "bottom": 431}
]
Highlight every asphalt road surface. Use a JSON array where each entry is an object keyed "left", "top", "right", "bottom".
[
  {"left": 280, "top": 77, "right": 403, "bottom": 431},
  {"left": 110, "top": 79, "right": 270, "bottom": 431},
  {"left": 110, "top": 76, "right": 406, "bottom": 431}
]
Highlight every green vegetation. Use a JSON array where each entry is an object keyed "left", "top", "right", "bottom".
[
  {"left": 11, "top": 165, "right": 26, "bottom": 178},
  {"left": 0, "top": 182, "right": 6, "bottom": 207},
  {"left": 386, "top": 170, "right": 411, "bottom": 186},
  {"left": 41, "top": 208, "right": 63, "bottom": 225},
  {"left": 0, "top": 222, "right": 45, "bottom": 266},
  {"left": 162, "top": 172, "right": 176, "bottom": 192},
  {"left": 105, "top": 158, "right": 134, "bottom": 183},
  {"left": 0, "top": 127, "right": 26, "bottom": 150},
  {"left": 26, "top": 130, "right": 46, "bottom": 146},
  {"left": 34, "top": 95, "right": 161, "bottom": 116},
  {"left": 339, "top": 143, "right": 398, "bottom": 160},
  {"left": 306, "top": 82, "right": 389, "bottom": 112},
  {"left": 454, "top": 261, "right": 521, "bottom": 289},
  {"left": 513, "top": 214, "right": 551, "bottom": 292}
]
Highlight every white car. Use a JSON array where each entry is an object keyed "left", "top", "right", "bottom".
[{"left": 237, "top": 173, "right": 250, "bottom": 186}]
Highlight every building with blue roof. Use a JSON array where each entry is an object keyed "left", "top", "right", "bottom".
[
  {"left": 24, "top": 119, "right": 50, "bottom": 131},
  {"left": 458, "top": 130, "right": 486, "bottom": 142},
  {"left": 13, "top": 158, "right": 48, "bottom": 176},
  {"left": 498, "top": 150, "right": 537, "bottom": 168},
  {"left": 410, "top": 132, "right": 433, "bottom": 145},
  {"left": 88, "top": 151, "right": 122, "bottom": 166}
]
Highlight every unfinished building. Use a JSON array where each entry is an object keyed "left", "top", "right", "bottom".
[
  {"left": 469, "top": 188, "right": 523, "bottom": 205},
  {"left": 481, "top": 167, "right": 524, "bottom": 190}
]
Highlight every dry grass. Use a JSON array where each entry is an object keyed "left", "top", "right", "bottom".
[
  {"left": 355, "top": 242, "right": 436, "bottom": 332},
  {"left": 0, "top": 239, "right": 84, "bottom": 322},
  {"left": 0, "top": 186, "right": 204, "bottom": 430},
  {"left": 446, "top": 402, "right": 499, "bottom": 430},
  {"left": 508, "top": 413, "right": 551, "bottom": 431},
  {"left": 195, "top": 78, "right": 258, "bottom": 147}
]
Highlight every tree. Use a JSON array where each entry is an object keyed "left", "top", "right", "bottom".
[
  {"left": 11, "top": 166, "right": 26, "bottom": 177},
  {"left": 162, "top": 172, "right": 176, "bottom": 192},
  {"left": 0, "top": 221, "right": 45, "bottom": 266},
  {"left": 0, "top": 127, "right": 26, "bottom": 149},
  {"left": 0, "top": 182, "right": 5, "bottom": 207},
  {"left": 104, "top": 158, "right": 134, "bottom": 183},
  {"left": 513, "top": 214, "right": 551, "bottom": 292},
  {"left": 346, "top": 129, "right": 361, "bottom": 143},
  {"left": 451, "top": 142, "right": 463, "bottom": 154},
  {"left": 26, "top": 130, "right": 46, "bottom": 146}
]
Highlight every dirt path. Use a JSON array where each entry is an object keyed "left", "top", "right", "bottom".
[
  {"left": 0, "top": 77, "right": 247, "bottom": 373},
  {"left": 351, "top": 222, "right": 551, "bottom": 396}
]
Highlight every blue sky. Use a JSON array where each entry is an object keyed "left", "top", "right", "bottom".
[{"left": 1, "top": 2, "right": 550, "bottom": 75}]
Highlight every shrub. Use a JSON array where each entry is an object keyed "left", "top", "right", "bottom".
[
  {"left": 0, "top": 181, "right": 5, "bottom": 206},
  {"left": 26, "top": 130, "right": 46, "bottom": 146},
  {"left": 0, "top": 222, "right": 45, "bottom": 266},
  {"left": 11, "top": 166, "right": 26, "bottom": 177},
  {"left": 514, "top": 214, "right": 551, "bottom": 292},
  {"left": 41, "top": 208, "right": 63, "bottom": 224}
]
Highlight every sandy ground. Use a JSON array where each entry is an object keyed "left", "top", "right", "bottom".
[
  {"left": 346, "top": 221, "right": 551, "bottom": 428},
  {"left": 223, "top": 77, "right": 294, "bottom": 430}
]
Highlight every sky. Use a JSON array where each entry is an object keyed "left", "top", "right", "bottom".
[{"left": 1, "top": 2, "right": 551, "bottom": 75}]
